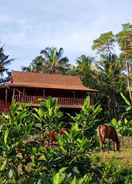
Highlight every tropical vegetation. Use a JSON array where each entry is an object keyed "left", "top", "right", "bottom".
[
  {"left": 0, "top": 46, "right": 13, "bottom": 83},
  {"left": 0, "top": 22, "right": 132, "bottom": 183}
]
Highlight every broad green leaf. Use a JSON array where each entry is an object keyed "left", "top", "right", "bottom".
[{"left": 4, "top": 129, "right": 9, "bottom": 145}]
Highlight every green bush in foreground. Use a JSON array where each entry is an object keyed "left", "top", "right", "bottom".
[{"left": 0, "top": 97, "right": 131, "bottom": 183}]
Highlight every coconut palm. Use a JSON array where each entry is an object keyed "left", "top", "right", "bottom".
[
  {"left": 0, "top": 46, "right": 13, "bottom": 82},
  {"left": 96, "top": 54, "right": 126, "bottom": 119},
  {"left": 74, "top": 55, "right": 98, "bottom": 88},
  {"left": 22, "top": 56, "right": 45, "bottom": 72},
  {"left": 40, "top": 47, "right": 70, "bottom": 74},
  {"left": 92, "top": 31, "right": 127, "bottom": 119}
]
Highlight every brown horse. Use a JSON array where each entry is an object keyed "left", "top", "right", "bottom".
[{"left": 97, "top": 124, "right": 120, "bottom": 151}]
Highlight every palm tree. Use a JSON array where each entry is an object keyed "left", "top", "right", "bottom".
[
  {"left": 40, "top": 47, "right": 70, "bottom": 74},
  {"left": 22, "top": 56, "right": 45, "bottom": 72},
  {"left": 0, "top": 46, "right": 13, "bottom": 83},
  {"left": 96, "top": 54, "right": 126, "bottom": 119},
  {"left": 92, "top": 31, "right": 127, "bottom": 119},
  {"left": 71, "top": 55, "right": 98, "bottom": 88}
]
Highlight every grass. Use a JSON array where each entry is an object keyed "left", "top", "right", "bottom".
[{"left": 94, "top": 147, "right": 132, "bottom": 169}]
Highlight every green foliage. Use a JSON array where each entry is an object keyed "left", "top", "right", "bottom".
[
  {"left": 0, "top": 99, "right": 91, "bottom": 182},
  {"left": 69, "top": 96, "right": 102, "bottom": 148},
  {"left": 40, "top": 47, "right": 70, "bottom": 74},
  {"left": 33, "top": 97, "right": 63, "bottom": 131},
  {"left": 0, "top": 97, "right": 131, "bottom": 183},
  {"left": 116, "top": 23, "right": 132, "bottom": 59},
  {"left": 91, "top": 28, "right": 127, "bottom": 120},
  {"left": 0, "top": 103, "right": 34, "bottom": 182},
  {"left": 92, "top": 31, "right": 115, "bottom": 55},
  {"left": 42, "top": 122, "right": 92, "bottom": 176},
  {"left": 22, "top": 47, "right": 70, "bottom": 74},
  {"left": 22, "top": 55, "right": 45, "bottom": 72},
  {"left": 120, "top": 93, "right": 132, "bottom": 120},
  {"left": 52, "top": 168, "right": 93, "bottom": 184},
  {"left": 116, "top": 23, "right": 132, "bottom": 103},
  {"left": 0, "top": 46, "right": 13, "bottom": 82},
  {"left": 71, "top": 55, "right": 97, "bottom": 88},
  {"left": 98, "top": 159, "right": 132, "bottom": 184},
  {"left": 95, "top": 55, "right": 126, "bottom": 119},
  {"left": 111, "top": 118, "right": 132, "bottom": 136}
]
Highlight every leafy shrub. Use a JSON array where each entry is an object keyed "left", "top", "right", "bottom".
[
  {"left": 0, "top": 97, "right": 131, "bottom": 183},
  {"left": 111, "top": 118, "right": 132, "bottom": 136},
  {"left": 69, "top": 96, "right": 102, "bottom": 148},
  {"left": 17, "top": 123, "right": 92, "bottom": 181},
  {"left": 33, "top": 97, "right": 63, "bottom": 132},
  {"left": 98, "top": 159, "right": 132, "bottom": 184},
  {"left": 0, "top": 102, "right": 34, "bottom": 182}
]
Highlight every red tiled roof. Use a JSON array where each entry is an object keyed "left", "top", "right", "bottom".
[{"left": 7, "top": 71, "right": 96, "bottom": 91}]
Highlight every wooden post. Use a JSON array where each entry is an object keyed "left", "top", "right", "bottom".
[
  {"left": 19, "top": 90, "right": 21, "bottom": 99},
  {"left": 43, "top": 89, "right": 45, "bottom": 97},
  {"left": 12, "top": 88, "right": 15, "bottom": 101},
  {"left": 23, "top": 88, "right": 25, "bottom": 96}
]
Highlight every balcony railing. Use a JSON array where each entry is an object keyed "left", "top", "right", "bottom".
[{"left": 13, "top": 95, "right": 84, "bottom": 108}]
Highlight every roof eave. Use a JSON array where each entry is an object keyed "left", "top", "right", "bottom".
[{"left": 4, "top": 83, "right": 97, "bottom": 92}]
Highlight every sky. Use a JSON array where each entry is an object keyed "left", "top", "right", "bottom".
[{"left": 0, "top": 0, "right": 132, "bottom": 70}]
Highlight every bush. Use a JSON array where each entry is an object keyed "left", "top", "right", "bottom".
[
  {"left": 69, "top": 96, "right": 102, "bottom": 148},
  {"left": 111, "top": 118, "right": 132, "bottom": 136},
  {"left": 33, "top": 97, "right": 63, "bottom": 132},
  {"left": 0, "top": 97, "right": 131, "bottom": 183}
]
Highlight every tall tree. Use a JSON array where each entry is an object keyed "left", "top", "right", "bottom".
[
  {"left": 92, "top": 31, "right": 115, "bottom": 57},
  {"left": 40, "top": 47, "right": 70, "bottom": 74},
  {"left": 97, "top": 55, "right": 125, "bottom": 118},
  {"left": 92, "top": 32, "right": 126, "bottom": 119},
  {"left": 22, "top": 47, "right": 70, "bottom": 74},
  {"left": 0, "top": 46, "right": 13, "bottom": 83},
  {"left": 116, "top": 23, "right": 132, "bottom": 103},
  {"left": 22, "top": 56, "right": 45, "bottom": 72},
  {"left": 71, "top": 55, "right": 97, "bottom": 88}
]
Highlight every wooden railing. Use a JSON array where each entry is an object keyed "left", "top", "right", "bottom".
[
  {"left": 14, "top": 95, "right": 36, "bottom": 104},
  {"left": 13, "top": 95, "right": 84, "bottom": 107}
]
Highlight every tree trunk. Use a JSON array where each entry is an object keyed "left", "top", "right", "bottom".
[{"left": 126, "top": 60, "right": 132, "bottom": 103}]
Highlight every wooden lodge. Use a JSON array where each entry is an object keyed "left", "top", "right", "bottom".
[{"left": 0, "top": 71, "right": 97, "bottom": 112}]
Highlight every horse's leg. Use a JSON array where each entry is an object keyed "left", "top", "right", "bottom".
[
  {"left": 100, "top": 143, "right": 104, "bottom": 152},
  {"left": 97, "top": 127, "right": 105, "bottom": 152},
  {"left": 100, "top": 137, "right": 105, "bottom": 152},
  {"left": 98, "top": 139, "right": 102, "bottom": 152},
  {"left": 101, "top": 143, "right": 104, "bottom": 152},
  {"left": 98, "top": 136, "right": 103, "bottom": 152},
  {"left": 107, "top": 139, "right": 111, "bottom": 153}
]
